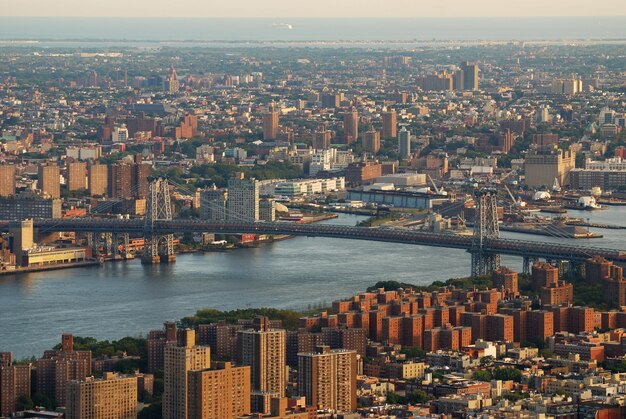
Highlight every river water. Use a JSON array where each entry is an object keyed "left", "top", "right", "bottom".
[{"left": 1, "top": 210, "right": 625, "bottom": 358}]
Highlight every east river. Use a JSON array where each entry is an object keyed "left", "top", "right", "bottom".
[{"left": 1, "top": 209, "right": 625, "bottom": 358}]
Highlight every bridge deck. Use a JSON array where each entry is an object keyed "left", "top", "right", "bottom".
[{"left": 3, "top": 218, "right": 624, "bottom": 263}]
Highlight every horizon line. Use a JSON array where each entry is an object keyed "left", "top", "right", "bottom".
[{"left": 2, "top": 15, "right": 626, "bottom": 19}]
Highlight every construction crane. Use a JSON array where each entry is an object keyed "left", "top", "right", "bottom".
[
  {"left": 427, "top": 175, "right": 447, "bottom": 195},
  {"left": 504, "top": 183, "right": 526, "bottom": 208}
]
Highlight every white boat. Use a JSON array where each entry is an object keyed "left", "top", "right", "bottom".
[
  {"left": 577, "top": 196, "right": 601, "bottom": 210},
  {"left": 272, "top": 23, "right": 293, "bottom": 30}
]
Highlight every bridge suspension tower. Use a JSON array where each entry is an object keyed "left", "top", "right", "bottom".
[
  {"left": 142, "top": 176, "right": 176, "bottom": 264},
  {"left": 470, "top": 189, "right": 500, "bottom": 277}
]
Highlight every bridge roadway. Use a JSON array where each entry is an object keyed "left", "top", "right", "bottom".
[{"left": 8, "top": 218, "right": 626, "bottom": 263}]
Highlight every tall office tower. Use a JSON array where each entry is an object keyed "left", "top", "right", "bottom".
[
  {"left": 382, "top": 110, "right": 397, "bottom": 139},
  {"left": 298, "top": 346, "right": 357, "bottom": 413},
  {"left": 200, "top": 186, "right": 228, "bottom": 221},
  {"left": 461, "top": 61, "right": 479, "bottom": 91},
  {"left": 133, "top": 161, "right": 152, "bottom": 198},
  {"left": 36, "top": 334, "right": 91, "bottom": 407},
  {"left": 227, "top": 172, "right": 259, "bottom": 222},
  {"left": 188, "top": 362, "right": 251, "bottom": 419},
  {"left": 67, "top": 162, "right": 87, "bottom": 191},
  {"left": 164, "top": 64, "right": 180, "bottom": 93},
  {"left": 321, "top": 93, "right": 341, "bottom": 109},
  {"left": 362, "top": 129, "right": 381, "bottom": 154},
  {"left": 237, "top": 317, "right": 286, "bottom": 399},
  {"left": 0, "top": 352, "right": 31, "bottom": 417},
  {"left": 88, "top": 163, "right": 108, "bottom": 197},
  {"left": 65, "top": 372, "right": 137, "bottom": 419},
  {"left": 108, "top": 163, "right": 133, "bottom": 199},
  {"left": 37, "top": 163, "right": 60, "bottom": 199},
  {"left": 262, "top": 104, "right": 279, "bottom": 141},
  {"left": 10, "top": 219, "right": 33, "bottom": 264},
  {"left": 343, "top": 110, "right": 359, "bottom": 145},
  {"left": 313, "top": 129, "right": 332, "bottom": 150},
  {"left": 147, "top": 322, "right": 178, "bottom": 373},
  {"left": 0, "top": 165, "right": 16, "bottom": 197},
  {"left": 163, "top": 329, "right": 211, "bottom": 419},
  {"left": 453, "top": 69, "right": 465, "bottom": 91},
  {"left": 398, "top": 127, "right": 411, "bottom": 160}
]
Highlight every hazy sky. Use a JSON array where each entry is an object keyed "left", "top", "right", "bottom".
[{"left": 4, "top": 0, "right": 626, "bottom": 18}]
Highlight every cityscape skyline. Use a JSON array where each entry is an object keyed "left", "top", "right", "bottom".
[
  {"left": 2, "top": 10, "right": 626, "bottom": 416},
  {"left": 3, "top": 1, "right": 626, "bottom": 18}
]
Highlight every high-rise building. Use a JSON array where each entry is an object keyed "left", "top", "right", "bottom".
[
  {"left": 362, "top": 129, "right": 381, "bottom": 154},
  {"left": 147, "top": 322, "right": 178, "bottom": 373},
  {"left": 533, "top": 133, "right": 559, "bottom": 151},
  {"left": 88, "top": 163, "right": 108, "bottom": 197},
  {"left": 313, "top": 130, "right": 331, "bottom": 150},
  {"left": 461, "top": 61, "right": 479, "bottom": 91},
  {"left": 382, "top": 110, "right": 397, "bottom": 139},
  {"left": 262, "top": 105, "right": 279, "bottom": 141},
  {"left": 398, "top": 127, "right": 411, "bottom": 160},
  {"left": 38, "top": 163, "right": 61, "bottom": 199},
  {"left": 200, "top": 186, "right": 228, "bottom": 221},
  {"left": 524, "top": 149, "right": 576, "bottom": 188},
  {"left": 66, "top": 372, "right": 137, "bottom": 419},
  {"left": 343, "top": 110, "right": 359, "bottom": 145},
  {"left": 36, "top": 334, "right": 91, "bottom": 407},
  {"left": 164, "top": 64, "right": 180, "bottom": 93},
  {"left": 0, "top": 165, "right": 16, "bottom": 197},
  {"left": 175, "top": 114, "right": 199, "bottom": 139},
  {"left": 188, "top": 362, "right": 251, "bottom": 419},
  {"left": 10, "top": 219, "right": 33, "bottom": 265},
  {"left": 227, "top": 173, "right": 259, "bottom": 222},
  {"left": 298, "top": 346, "right": 357, "bottom": 413},
  {"left": 493, "top": 266, "right": 519, "bottom": 298},
  {"left": 237, "top": 317, "right": 286, "bottom": 400},
  {"left": 67, "top": 162, "right": 87, "bottom": 191},
  {"left": 163, "top": 329, "right": 211, "bottom": 419},
  {"left": 0, "top": 352, "right": 31, "bottom": 417},
  {"left": 133, "top": 161, "right": 152, "bottom": 199},
  {"left": 321, "top": 93, "right": 341, "bottom": 109},
  {"left": 259, "top": 198, "right": 276, "bottom": 222},
  {"left": 418, "top": 72, "right": 454, "bottom": 91},
  {"left": 111, "top": 125, "right": 129, "bottom": 143},
  {"left": 108, "top": 163, "right": 133, "bottom": 199}
]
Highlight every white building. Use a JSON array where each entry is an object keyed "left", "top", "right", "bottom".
[
  {"left": 111, "top": 125, "right": 129, "bottom": 143},
  {"left": 227, "top": 172, "right": 259, "bottom": 222},
  {"left": 309, "top": 149, "right": 354, "bottom": 177},
  {"left": 274, "top": 177, "right": 345, "bottom": 197}
]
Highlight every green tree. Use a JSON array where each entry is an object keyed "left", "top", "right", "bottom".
[
  {"left": 493, "top": 367, "right": 522, "bottom": 383},
  {"left": 138, "top": 402, "right": 162, "bottom": 419},
  {"left": 472, "top": 370, "right": 493, "bottom": 382},
  {"left": 32, "top": 393, "right": 55, "bottom": 410},
  {"left": 16, "top": 394, "right": 34, "bottom": 411},
  {"left": 386, "top": 391, "right": 407, "bottom": 404},
  {"left": 407, "top": 389, "right": 432, "bottom": 404}
]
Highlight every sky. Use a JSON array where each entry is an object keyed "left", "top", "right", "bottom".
[{"left": 3, "top": 0, "right": 626, "bottom": 18}]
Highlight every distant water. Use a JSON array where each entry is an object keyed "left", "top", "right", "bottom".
[{"left": 0, "top": 17, "right": 625, "bottom": 43}]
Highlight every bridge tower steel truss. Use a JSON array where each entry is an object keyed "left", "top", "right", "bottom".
[
  {"left": 142, "top": 177, "right": 176, "bottom": 264},
  {"left": 470, "top": 189, "right": 501, "bottom": 277}
]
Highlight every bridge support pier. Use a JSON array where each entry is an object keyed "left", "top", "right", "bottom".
[
  {"left": 471, "top": 252, "right": 500, "bottom": 277},
  {"left": 522, "top": 256, "right": 538, "bottom": 275},
  {"left": 142, "top": 177, "right": 176, "bottom": 265},
  {"left": 470, "top": 189, "right": 500, "bottom": 277}
]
